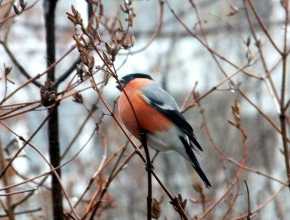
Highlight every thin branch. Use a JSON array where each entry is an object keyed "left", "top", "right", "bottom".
[
  {"left": 198, "top": 101, "right": 247, "bottom": 219},
  {"left": 0, "top": 207, "right": 41, "bottom": 217},
  {"left": 181, "top": 62, "right": 249, "bottom": 113},
  {"left": 0, "top": 120, "right": 80, "bottom": 219},
  {"left": 128, "top": 0, "right": 164, "bottom": 55},
  {"left": 0, "top": 40, "right": 42, "bottom": 87},
  {"left": 244, "top": 179, "right": 251, "bottom": 220},
  {"left": 230, "top": 184, "right": 286, "bottom": 220},
  {"left": 279, "top": 0, "right": 290, "bottom": 185},
  {"left": 0, "top": 43, "right": 77, "bottom": 104},
  {"left": 228, "top": 158, "right": 286, "bottom": 185},
  {"left": 0, "top": 133, "right": 15, "bottom": 219},
  {"left": 238, "top": 89, "right": 290, "bottom": 143},
  {"left": 247, "top": 0, "right": 282, "bottom": 54},
  {"left": 243, "top": 0, "right": 280, "bottom": 103},
  {"left": 56, "top": 57, "right": 81, "bottom": 85},
  {"left": 0, "top": 0, "right": 39, "bottom": 26}
]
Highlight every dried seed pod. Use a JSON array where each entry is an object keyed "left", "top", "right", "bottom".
[
  {"left": 3, "top": 65, "right": 14, "bottom": 84},
  {"left": 40, "top": 80, "right": 56, "bottom": 107},
  {"left": 72, "top": 92, "right": 83, "bottom": 104},
  {"left": 95, "top": 15, "right": 100, "bottom": 26},
  {"left": 71, "top": 5, "right": 77, "bottom": 15},
  {"left": 88, "top": 34, "right": 95, "bottom": 44},
  {"left": 177, "top": 194, "right": 187, "bottom": 209},
  {"left": 115, "top": 30, "right": 123, "bottom": 42},
  {"left": 228, "top": 120, "right": 237, "bottom": 127},
  {"left": 66, "top": 12, "right": 74, "bottom": 17},
  {"left": 105, "top": 42, "right": 113, "bottom": 55},
  {"left": 95, "top": 31, "right": 102, "bottom": 42},
  {"left": 104, "top": 72, "right": 110, "bottom": 85},
  {"left": 81, "top": 27, "right": 88, "bottom": 35},
  {"left": 119, "top": 4, "right": 128, "bottom": 13},
  {"left": 67, "top": 14, "right": 76, "bottom": 24},
  {"left": 88, "top": 21, "right": 95, "bottom": 33},
  {"left": 75, "top": 39, "right": 86, "bottom": 49},
  {"left": 80, "top": 52, "right": 88, "bottom": 65},
  {"left": 76, "top": 64, "right": 83, "bottom": 75},
  {"left": 122, "top": 35, "right": 131, "bottom": 49},
  {"left": 118, "top": 20, "right": 123, "bottom": 31},
  {"left": 87, "top": 53, "right": 95, "bottom": 70},
  {"left": 234, "top": 100, "right": 240, "bottom": 114},
  {"left": 246, "top": 36, "right": 251, "bottom": 46},
  {"left": 128, "top": 13, "right": 134, "bottom": 27},
  {"left": 80, "top": 63, "right": 88, "bottom": 74},
  {"left": 151, "top": 198, "right": 161, "bottom": 219},
  {"left": 130, "top": 7, "right": 136, "bottom": 16},
  {"left": 73, "top": 34, "right": 79, "bottom": 42},
  {"left": 255, "top": 39, "right": 261, "bottom": 47},
  {"left": 112, "top": 40, "right": 119, "bottom": 56},
  {"left": 230, "top": 4, "right": 239, "bottom": 13},
  {"left": 20, "top": 0, "right": 25, "bottom": 7},
  {"left": 232, "top": 111, "right": 240, "bottom": 121},
  {"left": 102, "top": 51, "right": 110, "bottom": 64},
  {"left": 193, "top": 183, "right": 203, "bottom": 193},
  {"left": 76, "top": 42, "right": 84, "bottom": 52},
  {"left": 76, "top": 15, "right": 83, "bottom": 25},
  {"left": 99, "top": 4, "right": 104, "bottom": 18},
  {"left": 4, "top": 65, "right": 12, "bottom": 76},
  {"left": 13, "top": 5, "right": 21, "bottom": 15},
  {"left": 20, "top": 0, "right": 27, "bottom": 10},
  {"left": 130, "top": 35, "right": 135, "bottom": 46},
  {"left": 193, "top": 91, "right": 200, "bottom": 99},
  {"left": 80, "top": 36, "right": 88, "bottom": 47}
]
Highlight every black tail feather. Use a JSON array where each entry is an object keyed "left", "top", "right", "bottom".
[{"left": 180, "top": 137, "right": 211, "bottom": 188}]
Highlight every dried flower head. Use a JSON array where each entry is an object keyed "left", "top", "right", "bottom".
[
  {"left": 151, "top": 197, "right": 163, "bottom": 219},
  {"left": 40, "top": 80, "right": 57, "bottom": 107},
  {"left": 72, "top": 92, "right": 83, "bottom": 104}
]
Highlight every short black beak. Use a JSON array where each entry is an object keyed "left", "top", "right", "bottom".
[{"left": 116, "top": 83, "right": 121, "bottom": 91}]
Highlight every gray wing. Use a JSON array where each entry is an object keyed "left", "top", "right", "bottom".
[{"left": 141, "top": 82, "right": 202, "bottom": 151}]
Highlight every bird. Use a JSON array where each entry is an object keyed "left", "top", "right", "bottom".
[{"left": 116, "top": 73, "right": 211, "bottom": 188}]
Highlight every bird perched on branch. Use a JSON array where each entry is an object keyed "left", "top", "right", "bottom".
[{"left": 117, "top": 73, "right": 211, "bottom": 188}]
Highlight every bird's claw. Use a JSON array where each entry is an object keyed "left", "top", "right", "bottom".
[
  {"left": 145, "top": 162, "right": 154, "bottom": 171},
  {"left": 138, "top": 129, "right": 148, "bottom": 137}
]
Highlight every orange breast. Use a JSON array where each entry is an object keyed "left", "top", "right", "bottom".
[{"left": 118, "top": 79, "right": 172, "bottom": 140}]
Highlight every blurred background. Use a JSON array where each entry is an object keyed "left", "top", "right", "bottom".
[{"left": 0, "top": 0, "right": 289, "bottom": 219}]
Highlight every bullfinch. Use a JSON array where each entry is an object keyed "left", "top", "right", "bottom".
[{"left": 117, "top": 73, "right": 211, "bottom": 188}]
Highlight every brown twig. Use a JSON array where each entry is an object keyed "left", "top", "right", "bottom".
[
  {"left": 244, "top": 179, "right": 251, "bottom": 220},
  {"left": 243, "top": 0, "right": 280, "bottom": 102},
  {"left": 0, "top": 44, "right": 77, "bottom": 104},
  {"left": 198, "top": 100, "right": 247, "bottom": 219},
  {"left": 228, "top": 157, "right": 286, "bottom": 185},
  {"left": 181, "top": 63, "right": 249, "bottom": 113},
  {"left": 221, "top": 178, "right": 240, "bottom": 220},
  {"left": 0, "top": 133, "right": 15, "bottom": 219},
  {"left": 247, "top": 0, "right": 282, "bottom": 54},
  {"left": 279, "top": 0, "right": 290, "bottom": 186},
  {"left": 230, "top": 184, "right": 286, "bottom": 220},
  {"left": 0, "top": 120, "right": 80, "bottom": 219},
  {"left": 0, "top": 0, "right": 39, "bottom": 25},
  {"left": 128, "top": 0, "right": 164, "bottom": 55}
]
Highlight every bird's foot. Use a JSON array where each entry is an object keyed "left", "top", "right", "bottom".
[
  {"left": 145, "top": 162, "right": 154, "bottom": 172},
  {"left": 151, "top": 151, "right": 160, "bottom": 164},
  {"left": 138, "top": 129, "right": 148, "bottom": 137}
]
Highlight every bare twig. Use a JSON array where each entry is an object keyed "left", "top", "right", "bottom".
[{"left": 244, "top": 179, "right": 251, "bottom": 220}]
